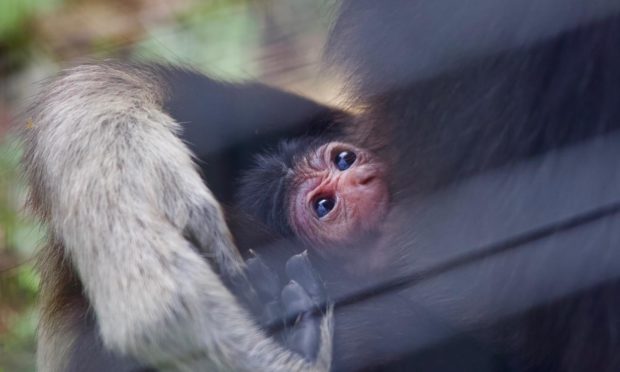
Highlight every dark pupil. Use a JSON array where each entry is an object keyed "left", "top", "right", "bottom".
[
  {"left": 335, "top": 151, "right": 356, "bottom": 170},
  {"left": 314, "top": 197, "right": 335, "bottom": 218}
]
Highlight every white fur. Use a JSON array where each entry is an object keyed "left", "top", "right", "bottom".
[{"left": 23, "top": 63, "right": 332, "bottom": 371}]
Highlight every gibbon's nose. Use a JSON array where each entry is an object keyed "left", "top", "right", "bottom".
[{"left": 342, "top": 166, "right": 379, "bottom": 189}]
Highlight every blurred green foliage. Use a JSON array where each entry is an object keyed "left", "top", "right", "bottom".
[
  {"left": 0, "top": 137, "right": 42, "bottom": 372},
  {"left": 135, "top": 3, "right": 260, "bottom": 78},
  {"left": 0, "top": 138, "right": 43, "bottom": 254},
  {"left": 0, "top": 0, "right": 63, "bottom": 37},
  {"left": 0, "top": 0, "right": 64, "bottom": 72}
]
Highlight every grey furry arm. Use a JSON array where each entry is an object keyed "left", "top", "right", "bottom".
[{"left": 22, "top": 63, "right": 332, "bottom": 371}]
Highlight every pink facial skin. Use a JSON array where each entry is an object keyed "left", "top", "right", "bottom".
[{"left": 289, "top": 142, "right": 390, "bottom": 255}]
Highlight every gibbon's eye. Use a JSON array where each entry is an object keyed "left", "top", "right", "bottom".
[
  {"left": 313, "top": 196, "right": 336, "bottom": 218},
  {"left": 335, "top": 150, "right": 357, "bottom": 171}
]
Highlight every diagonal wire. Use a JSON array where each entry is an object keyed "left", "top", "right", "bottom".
[{"left": 269, "top": 198, "right": 620, "bottom": 333}]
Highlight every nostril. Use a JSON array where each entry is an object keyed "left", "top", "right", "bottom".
[{"left": 358, "top": 174, "right": 375, "bottom": 186}]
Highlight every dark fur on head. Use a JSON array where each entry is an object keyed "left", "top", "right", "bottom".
[{"left": 238, "top": 137, "right": 328, "bottom": 238}]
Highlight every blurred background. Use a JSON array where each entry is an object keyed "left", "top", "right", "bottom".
[{"left": 0, "top": 1, "right": 339, "bottom": 370}]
